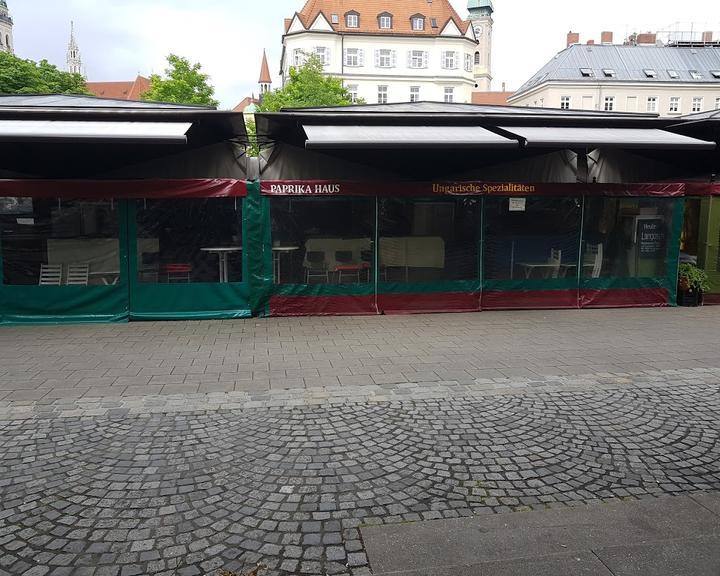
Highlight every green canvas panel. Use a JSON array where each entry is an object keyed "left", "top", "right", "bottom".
[
  {"left": 126, "top": 198, "right": 252, "bottom": 321},
  {"left": 0, "top": 200, "right": 131, "bottom": 325},
  {"left": 244, "top": 181, "right": 274, "bottom": 316},
  {"left": 666, "top": 197, "right": 685, "bottom": 305},
  {"left": 698, "top": 197, "right": 720, "bottom": 294}
]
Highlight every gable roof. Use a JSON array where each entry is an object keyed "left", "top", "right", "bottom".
[
  {"left": 85, "top": 75, "right": 151, "bottom": 101},
  {"left": 290, "top": 0, "right": 470, "bottom": 36},
  {"left": 513, "top": 44, "right": 720, "bottom": 98}
]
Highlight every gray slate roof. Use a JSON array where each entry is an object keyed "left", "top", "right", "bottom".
[
  {"left": 514, "top": 44, "right": 720, "bottom": 98},
  {"left": 0, "top": 94, "right": 212, "bottom": 109},
  {"left": 282, "top": 101, "right": 651, "bottom": 117}
]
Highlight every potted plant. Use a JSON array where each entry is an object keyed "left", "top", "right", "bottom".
[{"left": 677, "top": 263, "right": 710, "bottom": 306}]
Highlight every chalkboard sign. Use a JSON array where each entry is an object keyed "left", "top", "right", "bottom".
[{"left": 637, "top": 218, "right": 665, "bottom": 258}]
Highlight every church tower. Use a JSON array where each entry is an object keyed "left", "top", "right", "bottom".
[
  {"left": 468, "top": 0, "right": 494, "bottom": 92},
  {"left": 66, "top": 21, "right": 83, "bottom": 76},
  {"left": 0, "top": 0, "right": 14, "bottom": 55},
  {"left": 258, "top": 50, "right": 272, "bottom": 97}
]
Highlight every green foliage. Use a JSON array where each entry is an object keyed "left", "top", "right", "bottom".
[
  {"left": 678, "top": 263, "right": 710, "bottom": 292},
  {"left": 0, "top": 51, "right": 89, "bottom": 95},
  {"left": 244, "top": 117, "right": 260, "bottom": 157},
  {"left": 142, "top": 54, "right": 219, "bottom": 107},
  {"left": 257, "top": 54, "right": 361, "bottom": 112}
]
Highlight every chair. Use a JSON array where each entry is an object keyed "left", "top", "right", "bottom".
[
  {"left": 38, "top": 264, "right": 62, "bottom": 286},
  {"left": 584, "top": 243, "right": 604, "bottom": 278},
  {"left": 161, "top": 263, "right": 192, "bottom": 283},
  {"left": 304, "top": 251, "right": 329, "bottom": 284},
  {"left": 66, "top": 264, "right": 89, "bottom": 286},
  {"left": 335, "top": 250, "right": 362, "bottom": 283},
  {"left": 547, "top": 248, "right": 562, "bottom": 279}
]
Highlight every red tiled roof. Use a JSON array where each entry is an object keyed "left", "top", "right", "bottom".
[
  {"left": 259, "top": 51, "right": 272, "bottom": 84},
  {"left": 85, "top": 76, "right": 151, "bottom": 101},
  {"left": 471, "top": 91, "right": 514, "bottom": 105},
  {"left": 233, "top": 96, "right": 259, "bottom": 112},
  {"left": 291, "top": 0, "right": 470, "bottom": 36}
]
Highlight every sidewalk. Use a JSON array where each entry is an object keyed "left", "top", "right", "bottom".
[
  {"left": 1, "top": 307, "right": 719, "bottom": 403},
  {"left": 362, "top": 493, "right": 720, "bottom": 576}
]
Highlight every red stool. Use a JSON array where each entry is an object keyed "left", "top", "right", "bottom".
[{"left": 161, "top": 263, "right": 192, "bottom": 283}]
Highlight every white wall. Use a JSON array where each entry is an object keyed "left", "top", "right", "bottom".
[
  {"left": 510, "top": 82, "right": 720, "bottom": 116},
  {"left": 283, "top": 31, "right": 478, "bottom": 103}
]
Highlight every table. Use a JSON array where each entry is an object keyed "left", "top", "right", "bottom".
[
  {"left": 201, "top": 247, "right": 242, "bottom": 283},
  {"left": 516, "top": 262, "right": 562, "bottom": 279},
  {"left": 88, "top": 271, "right": 120, "bottom": 286},
  {"left": 272, "top": 246, "right": 299, "bottom": 284}
]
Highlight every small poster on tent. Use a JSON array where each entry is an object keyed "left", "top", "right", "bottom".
[{"left": 637, "top": 218, "right": 665, "bottom": 257}]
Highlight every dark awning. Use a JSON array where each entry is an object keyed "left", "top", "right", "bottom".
[
  {"left": 499, "top": 126, "right": 716, "bottom": 150},
  {"left": 303, "top": 124, "right": 518, "bottom": 149},
  {"left": 0, "top": 120, "right": 193, "bottom": 144}
]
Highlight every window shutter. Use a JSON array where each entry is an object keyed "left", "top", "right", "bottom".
[
  {"left": 391, "top": 50, "right": 397, "bottom": 68},
  {"left": 358, "top": 49, "right": 364, "bottom": 67},
  {"left": 423, "top": 51, "right": 428, "bottom": 68},
  {"left": 407, "top": 51, "right": 412, "bottom": 68},
  {"left": 343, "top": 48, "right": 348, "bottom": 66},
  {"left": 454, "top": 52, "right": 460, "bottom": 69},
  {"left": 375, "top": 50, "right": 380, "bottom": 67},
  {"left": 326, "top": 48, "right": 331, "bottom": 65}
]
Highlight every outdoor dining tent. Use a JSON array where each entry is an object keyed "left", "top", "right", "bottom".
[
  {"left": 253, "top": 102, "right": 718, "bottom": 316},
  {"left": 0, "top": 95, "right": 256, "bottom": 323}
]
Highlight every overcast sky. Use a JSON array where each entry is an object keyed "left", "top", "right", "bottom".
[{"left": 8, "top": 0, "right": 720, "bottom": 108}]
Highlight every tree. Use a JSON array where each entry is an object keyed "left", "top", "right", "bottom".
[
  {"left": 0, "top": 51, "right": 88, "bottom": 95},
  {"left": 143, "top": 54, "right": 219, "bottom": 107},
  {"left": 257, "top": 54, "right": 360, "bottom": 112}
]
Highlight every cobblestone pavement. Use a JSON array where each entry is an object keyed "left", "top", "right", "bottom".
[
  {"left": 1, "top": 307, "right": 719, "bottom": 402},
  {"left": 1, "top": 368, "right": 719, "bottom": 575}
]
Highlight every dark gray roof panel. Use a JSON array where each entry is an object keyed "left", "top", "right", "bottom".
[
  {"left": 514, "top": 45, "right": 720, "bottom": 97},
  {"left": 0, "top": 94, "right": 211, "bottom": 110}
]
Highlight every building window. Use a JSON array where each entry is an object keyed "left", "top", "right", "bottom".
[
  {"left": 474, "top": 51, "right": 480, "bottom": 65},
  {"left": 331, "top": 13, "right": 339, "bottom": 24},
  {"left": 344, "top": 48, "right": 363, "bottom": 67},
  {"left": 442, "top": 51, "right": 458, "bottom": 70},
  {"left": 409, "top": 50, "right": 427, "bottom": 69},
  {"left": 411, "top": 16, "right": 425, "bottom": 31},
  {"left": 410, "top": 86, "right": 420, "bottom": 103},
  {"left": 378, "top": 85, "right": 388, "bottom": 104},
  {"left": 346, "top": 13, "right": 359, "bottom": 28},
  {"left": 347, "top": 84, "right": 358, "bottom": 103},
  {"left": 692, "top": 97, "right": 703, "bottom": 112},
  {"left": 560, "top": 96, "right": 571, "bottom": 110},
  {"left": 376, "top": 49, "right": 394, "bottom": 68},
  {"left": 669, "top": 97, "right": 680, "bottom": 113},
  {"left": 293, "top": 49, "right": 306, "bottom": 67},
  {"left": 379, "top": 14, "right": 392, "bottom": 29},
  {"left": 580, "top": 68, "right": 594, "bottom": 77},
  {"left": 602, "top": 68, "right": 616, "bottom": 78},
  {"left": 715, "top": 97, "right": 720, "bottom": 110},
  {"left": 667, "top": 69, "right": 680, "bottom": 79},
  {"left": 464, "top": 53, "right": 473, "bottom": 73},
  {"left": 604, "top": 96, "right": 615, "bottom": 111},
  {"left": 444, "top": 87, "right": 454, "bottom": 103},
  {"left": 643, "top": 69, "right": 657, "bottom": 78},
  {"left": 689, "top": 70, "right": 703, "bottom": 80},
  {"left": 314, "top": 47, "right": 330, "bottom": 66},
  {"left": 646, "top": 96, "right": 658, "bottom": 112}
]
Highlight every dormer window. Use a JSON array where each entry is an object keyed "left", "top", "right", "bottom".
[
  {"left": 345, "top": 11, "right": 359, "bottom": 28},
  {"left": 331, "top": 13, "right": 339, "bottom": 24},
  {"left": 643, "top": 69, "right": 657, "bottom": 78},
  {"left": 580, "top": 68, "right": 594, "bottom": 77},
  {"left": 602, "top": 68, "right": 616, "bottom": 77},
  {"left": 710, "top": 70, "right": 720, "bottom": 79},
  {"left": 689, "top": 70, "right": 703, "bottom": 79},
  {"left": 667, "top": 69, "right": 680, "bottom": 79},
  {"left": 411, "top": 15, "right": 425, "bottom": 31},
  {"left": 378, "top": 12, "right": 392, "bottom": 29}
]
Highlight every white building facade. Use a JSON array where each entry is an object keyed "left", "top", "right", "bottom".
[
  {"left": 509, "top": 31, "right": 720, "bottom": 116},
  {"left": 281, "top": 1, "right": 494, "bottom": 104},
  {"left": 0, "top": 0, "right": 13, "bottom": 55}
]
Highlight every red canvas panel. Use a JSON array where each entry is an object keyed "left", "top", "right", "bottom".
[
  {"left": 269, "top": 295, "right": 377, "bottom": 316},
  {"left": 377, "top": 292, "right": 481, "bottom": 315},
  {"left": 261, "top": 181, "right": 686, "bottom": 198},
  {"left": 482, "top": 290, "right": 579, "bottom": 310},
  {"left": 685, "top": 183, "right": 720, "bottom": 196},
  {"left": 579, "top": 288, "right": 670, "bottom": 308},
  {"left": 702, "top": 294, "right": 720, "bottom": 305},
  {"left": 0, "top": 179, "right": 247, "bottom": 199}
]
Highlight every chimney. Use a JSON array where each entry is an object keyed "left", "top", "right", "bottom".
[
  {"left": 601, "top": 31, "right": 613, "bottom": 44},
  {"left": 587, "top": 39, "right": 595, "bottom": 45},
  {"left": 567, "top": 31, "right": 580, "bottom": 47},
  {"left": 636, "top": 33, "right": 657, "bottom": 45},
  {"left": 702, "top": 31, "right": 713, "bottom": 43}
]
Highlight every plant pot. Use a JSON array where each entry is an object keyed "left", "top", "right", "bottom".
[{"left": 677, "top": 288, "right": 702, "bottom": 307}]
